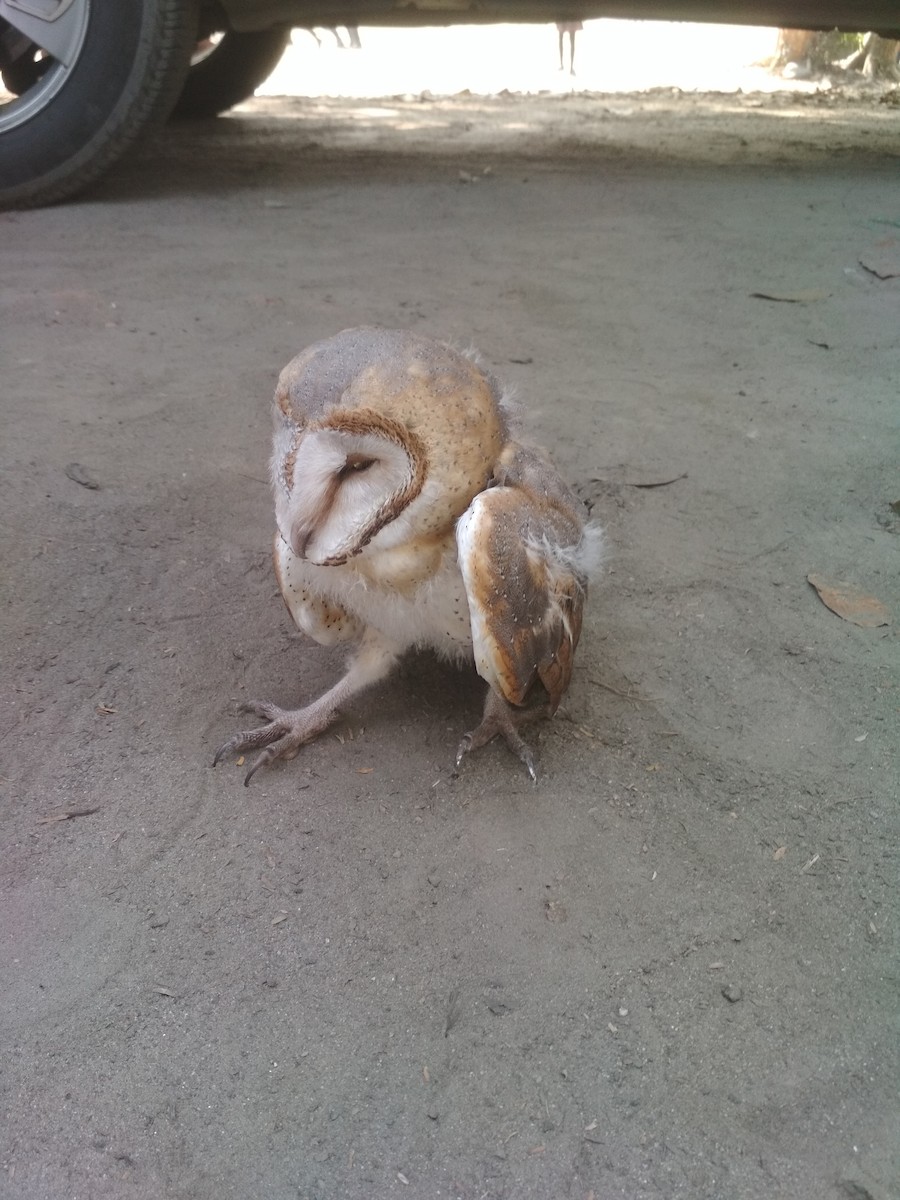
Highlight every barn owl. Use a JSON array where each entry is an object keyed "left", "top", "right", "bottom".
[{"left": 215, "top": 328, "right": 604, "bottom": 784}]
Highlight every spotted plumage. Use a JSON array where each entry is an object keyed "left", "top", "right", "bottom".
[{"left": 215, "top": 327, "right": 604, "bottom": 783}]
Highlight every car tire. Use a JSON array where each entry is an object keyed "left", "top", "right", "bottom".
[
  {"left": 172, "top": 27, "right": 293, "bottom": 119},
  {"left": 0, "top": 0, "right": 199, "bottom": 209}
]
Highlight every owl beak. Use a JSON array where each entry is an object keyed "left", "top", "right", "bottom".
[
  {"left": 290, "top": 523, "right": 351, "bottom": 566},
  {"left": 291, "top": 524, "right": 312, "bottom": 559}
]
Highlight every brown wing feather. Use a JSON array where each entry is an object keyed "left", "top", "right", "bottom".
[
  {"left": 457, "top": 485, "right": 586, "bottom": 711},
  {"left": 535, "top": 570, "right": 584, "bottom": 709}
]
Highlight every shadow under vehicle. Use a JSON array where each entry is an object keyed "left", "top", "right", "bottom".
[{"left": 1, "top": 0, "right": 898, "bottom": 208}]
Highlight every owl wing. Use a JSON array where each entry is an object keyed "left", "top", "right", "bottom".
[
  {"left": 274, "top": 534, "right": 363, "bottom": 646},
  {"left": 456, "top": 486, "right": 586, "bottom": 712}
]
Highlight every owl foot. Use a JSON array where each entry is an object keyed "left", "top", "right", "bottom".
[
  {"left": 213, "top": 700, "right": 335, "bottom": 786},
  {"left": 456, "top": 690, "right": 548, "bottom": 782},
  {"left": 214, "top": 633, "right": 401, "bottom": 786}
]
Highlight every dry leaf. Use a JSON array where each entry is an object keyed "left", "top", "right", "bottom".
[
  {"left": 357, "top": 767, "right": 374, "bottom": 774},
  {"left": 64, "top": 462, "right": 100, "bottom": 489},
  {"left": 96, "top": 704, "right": 117, "bottom": 715},
  {"left": 271, "top": 913, "right": 288, "bottom": 926},
  {"left": 153, "top": 986, "right": 175, "bottom": 997},
  {"left": 422, "top": 1065, "right": 430, "bottom": 1083},
  {"left": 773, "top": 845, "right": 788, "bottom": 861},
  {"left": 807, "top": 574, "right": 891, "bottom": 628}
]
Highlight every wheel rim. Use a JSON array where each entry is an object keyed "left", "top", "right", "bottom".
[{"left": 0, "top": 0, "right": 90, "bottom": 133}]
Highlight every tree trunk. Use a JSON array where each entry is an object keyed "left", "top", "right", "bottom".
[
  {"left": 774, "top": 28, "right": 816, "bottom": 69},
  {"left": 860, "top": 34, "right": 900, "bottom": 79}
]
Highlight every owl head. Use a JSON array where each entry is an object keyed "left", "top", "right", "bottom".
[
  {"left": 273, "top": 406, "right": 428, "bottom": 565},
  {"left": 271, "top": 328, "right": 506, "bottom": 566}
]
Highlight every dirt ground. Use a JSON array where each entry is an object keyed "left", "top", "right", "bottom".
[{"left": 2, "top": 83, "right": 898, "bottom": 1200}]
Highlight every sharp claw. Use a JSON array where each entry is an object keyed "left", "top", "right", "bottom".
[
  {"left": 455, "top": 733, "right": 473, "bottom": 768},
  {"left": 213, "top": 734, "right": 244, "bottom": 772},
  {"left": 244, "top": 748, "right": 275, "bottom": 787},
  {"left": 455, "top": 726, "right": 537, "bottom": 780}
]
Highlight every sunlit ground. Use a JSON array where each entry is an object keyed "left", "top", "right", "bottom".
[{"left": 258, "top": 20, "right": 790, "bottom": 99}]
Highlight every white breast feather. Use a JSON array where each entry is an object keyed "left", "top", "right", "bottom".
[{"left": 277, "top": 536, "right": 474, "bottom": 661}]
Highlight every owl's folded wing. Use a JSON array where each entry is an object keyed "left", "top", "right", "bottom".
[{"left": 456, "top": 487, "right": 587, "bottom": 711}]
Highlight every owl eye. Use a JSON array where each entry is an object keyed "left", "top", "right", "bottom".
[{"left": 339, "top": 454, "right": 376, "bottom": 479}]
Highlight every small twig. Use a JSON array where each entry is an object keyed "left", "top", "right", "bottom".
[
  {"left": 859, "top": 258, "right": 899, "bottom": 281},
  {"left": 37, "top": 807, "right": 100, "bottom": 825},
  {"left": 590, "top": 679, "right": 656, "bottom": 703},
  {"left": 746, "top": 536, "right": 793, "bottom": 562},
  {"left": 229, "top": 470, "right": 268, "bottom": 485},
  {"left": 628, "top": 472, "right": 688, "bottom": 489}
]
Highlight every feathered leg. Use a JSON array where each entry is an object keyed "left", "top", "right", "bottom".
[{"left": 214, "top": 627, "right": 399, "bottom": 785}]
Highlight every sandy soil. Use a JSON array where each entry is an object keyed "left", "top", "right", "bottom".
[{"left": 2, "top": 81, "right": 899, "bottom": 1200}]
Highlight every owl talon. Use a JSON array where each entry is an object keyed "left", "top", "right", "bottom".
[
  {"left": 213, "top": 699, "right": 336, "bottom": 783},
  {"left": 456, "top": 689, "right": 543, "bottom": 781},
  {"left": 456, "top": 724, "right": 538, "bottom": 781},
  {"left": 244, "top": 745, "right": 281, "bottom": 787},
  {"left": 519, "top": 745, "right": 538, "bottom": 784},
  {"left": 455, "top": 734, "right": 474, "bottom": 768}
]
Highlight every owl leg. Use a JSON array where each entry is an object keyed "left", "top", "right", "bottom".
[
  {"left": 456, "top": 687, "right": 550, "bottom": 782},
  {"left": 213, "top": 628, "right": 399, "bottom": 785}
]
